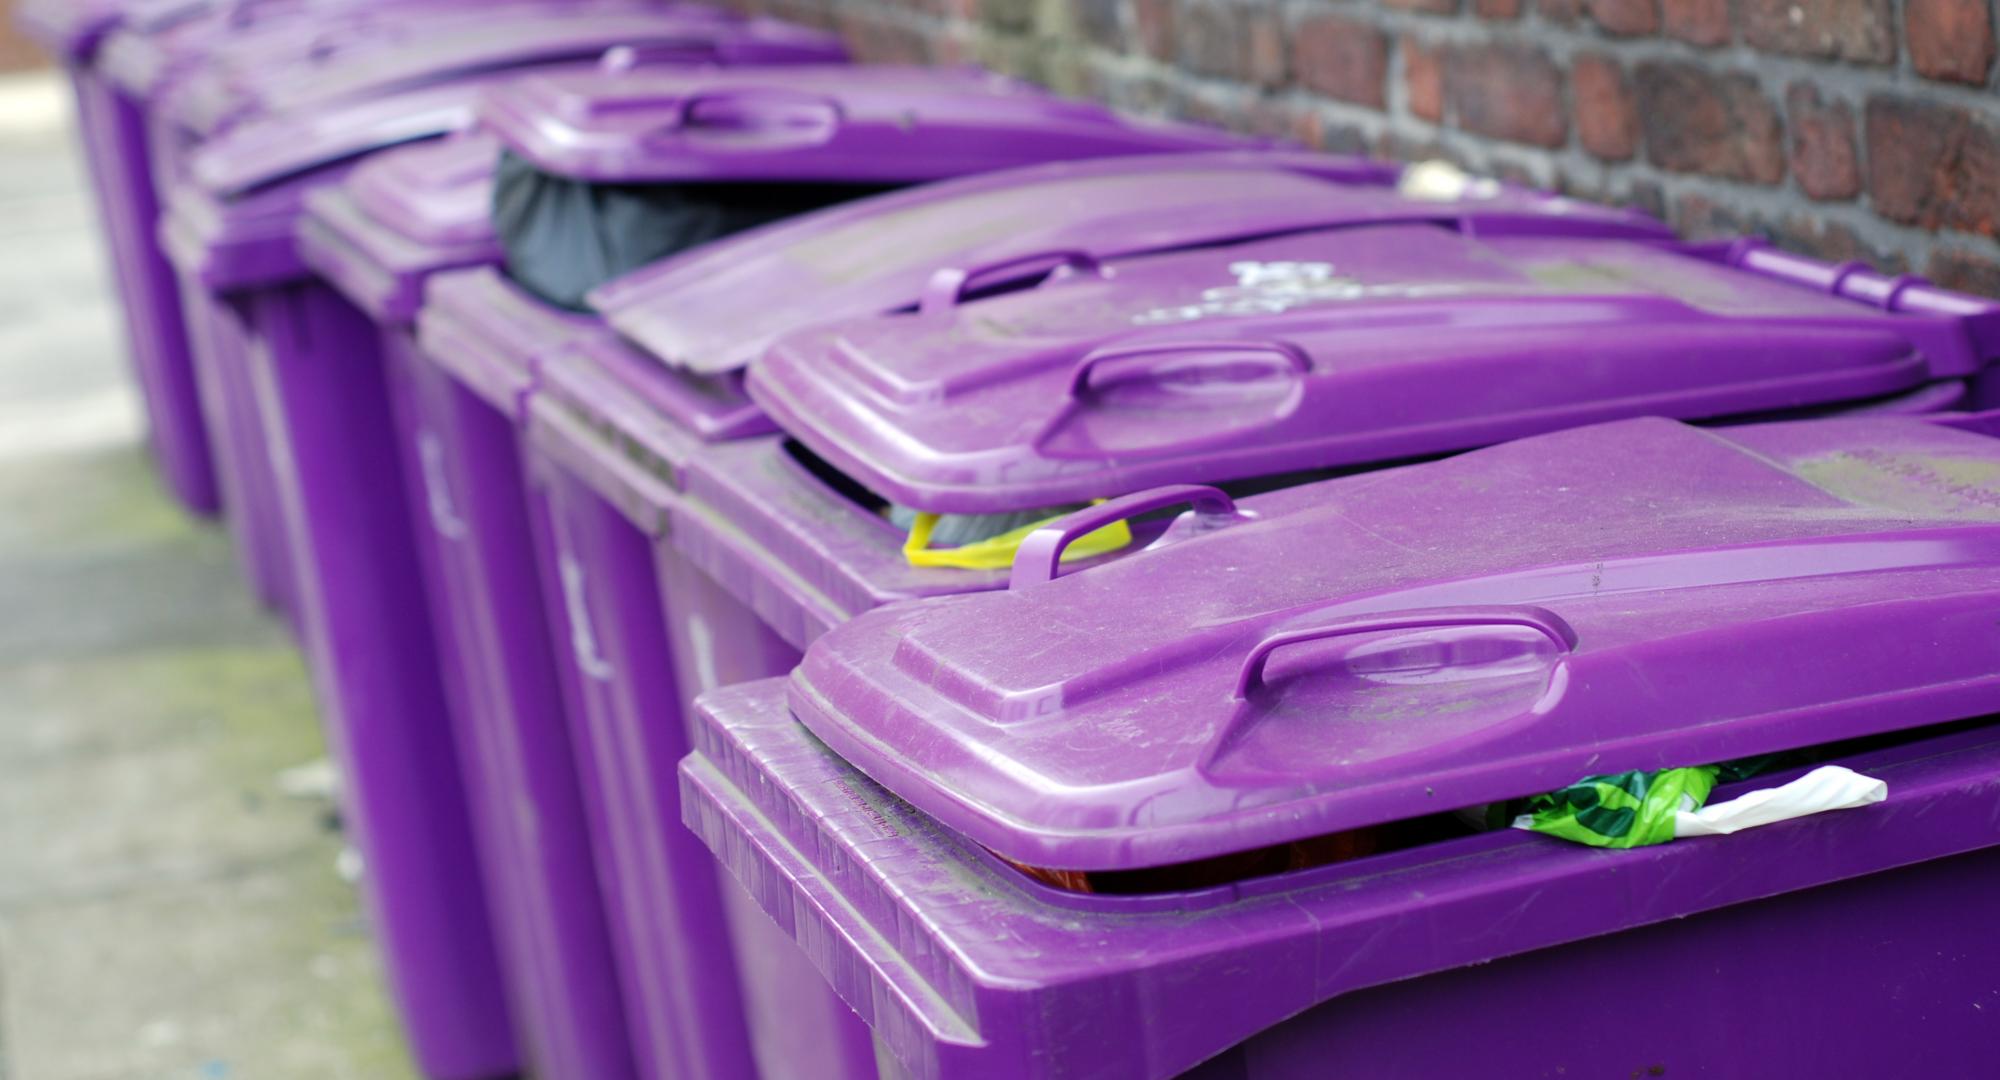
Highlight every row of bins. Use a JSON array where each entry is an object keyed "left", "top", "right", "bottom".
[{"left": 23, "top": 0, "right": 2000, "bottom": 1076}]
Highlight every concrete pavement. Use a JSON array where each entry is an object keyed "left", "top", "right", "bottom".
[{"left": 0, "top": 70, "right": 418, "bottom": 1080}]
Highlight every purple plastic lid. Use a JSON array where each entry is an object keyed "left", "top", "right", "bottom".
[
  {"left": 417, "top": 267, "right": 611, "bottom": 417},
  {"left": 479, "top": 63, "right": 1257, "bottom": 185},
  {"left": 297, "top": 134, "right": 501, "bottom": 322},
  {"left": 343, "top": 130, "right": 499, "bottom": 248},
  {"left": 163, "top": 156, "right": 354, "bottom": 287},
  {"left": 171, "top": 75, "right": 523, "bottom": 288},
  {"left": 99, "top": 0, "right": 477, "bottom": 100},
  {"left": 188, "top": 74, "right": 500, "bottom": 197},
  {"left": 752, "top": 228, "right": 2000, "bottom": 515},
  {"left": 789, "top": 412, "right": 2000, "bottom": 871},
  {"left": 174, "top": 8, "right": 844, "bottom": 136},
  {"left": 590, "top": 151, "right": 1666, "bottom": 379}
]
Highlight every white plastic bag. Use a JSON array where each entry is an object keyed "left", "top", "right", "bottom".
[{"left": 1672, "top": 765, "right": 1887, "bottom": 838}]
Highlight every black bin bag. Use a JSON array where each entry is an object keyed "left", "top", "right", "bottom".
[{"left": 492, "top": 150, "right": 899, "bottom": 310}]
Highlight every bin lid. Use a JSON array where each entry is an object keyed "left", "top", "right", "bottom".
[
  {"left": 479, "top": 63, "right": 1257, "bottom": 188},
  {"left": 788, "top": 412, "right": 2000, "bottom": 871},
  {"left": 297, "top": 134, "right": 501, "bottom": 320},
  {"left": 189, "top": 73, "right": 501, "bottom": 197},
  {"left": 173, "top": 75, "right": 515, "bottom": 288},
  {"left": 173, "top": 7, "right": 836, "bottom": 136},
  {"left": 102, "top": 0, "right": 486, "bottom": 100},
  {"left": 345, "top": 130, "right": 499, "bottom": 248},
  {"left": 750, "top": 227, "right": 2000, "bottom": 515},
  {"left": 590, "top": 150, "right": 1667, "bottom": 379}
]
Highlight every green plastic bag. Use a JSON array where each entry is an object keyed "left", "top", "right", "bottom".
[{"left": 1518, "top": 759, "right": 1775, "bottom": 849}]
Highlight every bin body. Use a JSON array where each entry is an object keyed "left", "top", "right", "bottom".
[
  {"left": 684, "top": 676, "right": 2000, "bottom": 1080},
  {"left": 84, "top": 61, "right": 224, "bottom": 513},
  {"left": 153, "top": 76, "right": 586, "bottom": 1079},
  {"left": 245, "top": 274, "right": 518, "bottom": 1079},
  {"left": 301, "top": 134, "right": 650, "bottom": 1080},
  {"left": 20, "top": 0, "right": 230, "bottom": 512}
]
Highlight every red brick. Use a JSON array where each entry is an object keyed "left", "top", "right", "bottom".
[
  {"left": 1133, "top": 0, "right": 1176, "bottom": 61},
  {"left": 1246, "top": 10, "right": 1289, "bottom": 88},
  {"left": 1476, "top": 0, "right": 1526, "bottom": 17},
  {"left": 1294, "top": 16, "right": 1390, "bottom": 109},
  {"left": 1386, "top": 0, "right": 1462, "bottom": 12},
  {"left": 1442, "top": 44, "right": 1567, "bottom": 147},
  {"left": 1867, "top": 97, "right": 2000, "bottom": 237},
  {"left": 1785, "top": 84, "right": 1860, "bottom": 201},
  {"left": 1634, "top": 62, "right": 1786, "bottom": 183},
  {"left": 1536, "top": 0, "right": 1587, "bottom": 22},
  {"left": 1573, "top": 54, "right": 1639, "bottom": 161},
  {"left": 1928, "top": 248, "right": 2000, "bottom": 298},
  {"left": 1589, "top": 0, "right": 1660, "bottom": 35},
  {"left": 1738, "top": 0, "right": 1896, "bottom": 64},
  {"left": 1, "top": 0, "right": 52, "bottom": 70},
  {"left": 1906, "top": 0, "right": 1996, "bottom": 84},
  {"left": 1662, "top": 0, "right": 1731, "bottom": 43},
  {"left": 1403, "top": 36, "right": 1444, "bottom": 122}
]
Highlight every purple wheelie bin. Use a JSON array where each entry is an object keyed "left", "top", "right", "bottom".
[
  {"left": 73, "top": 0, "right": 738, "bottom": 521},
  {"left": 292, "top": 132, "right": 640, "bottom": 1080},
  {"left": 80, "top": 0, "right": 486, "bottom": 516},
  {"left": 158, "top": 7, "right": 817, "bottom": 613},
  {"left": 295, "top": 42, "right": 886, "bottom": 1080},
  {"left": 408, "top": 67, "right": 1266, "bottom": 1080},
  {"left": 685, "top": 408, "right": 2000, "bottom": 1078},
  {"left": 158, "top": 80, "right": 529, "bottom": 1079},
  {"left": 744, "top": 228, "right": 2000, "bottom": 528},
  {"left": 38, "top": 0, "right": 232, "bottom": 514}
]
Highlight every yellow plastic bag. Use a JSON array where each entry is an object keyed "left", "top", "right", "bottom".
[{"left": 902, "top": 503, "right": 1132, "bottom": 570}]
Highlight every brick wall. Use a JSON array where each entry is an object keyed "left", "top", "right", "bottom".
[
  {"left": 0, "top": 0, "right": 52, "bottom": 72},
  {"left": 730, "top": 0, "right": 2000, "bottom": 296}
]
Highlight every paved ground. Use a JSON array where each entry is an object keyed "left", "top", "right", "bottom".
[{"left": 0, "top": 71, "right": 417, "bottom": 1080}]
